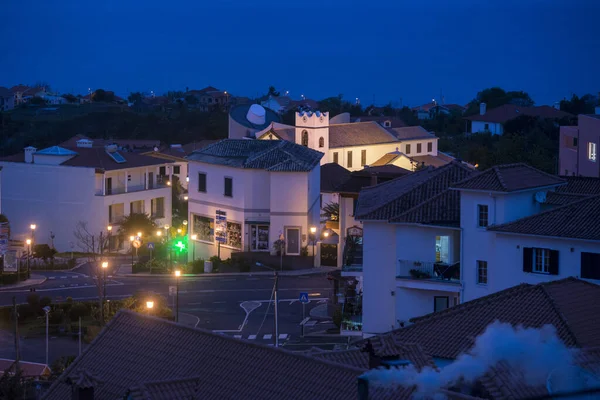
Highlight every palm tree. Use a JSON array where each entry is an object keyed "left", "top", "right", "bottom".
[{"left": 321, "top": 202, "right": 339, "bottom": 221}]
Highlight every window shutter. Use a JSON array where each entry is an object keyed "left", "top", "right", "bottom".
[
  {"left": 581, "top": 252, "right": 593, "bottom": 279},
  {"left": 523, "top": 247, "right": 533, "bottom": 272},
  {"left": 548, "top": 250, "right": 559, "bottom": 275}
]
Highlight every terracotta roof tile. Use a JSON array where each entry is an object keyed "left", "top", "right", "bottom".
[
  {"left": 411, "top": 152, "right": 456, "bottom": 168},
  {"left": 452, "top": 163, "right": 565, "bottom": 192},
  {"left": 321, "top": 163, "right": 352, "bottom": 192},
  {"left": 545, "top": 192, "right": 586, "bottom": 206},
  {"left": 353, "top": 116, "right": 407, "bottom": 128},
  {"left": 186, "top": 139, "right": 323, "bottom": 172},
  {"left": 43, "top": 311, "right": 364, "bottom": 400},
  {"left": 328, "top": 122, "right": 399, "bottom": 148},
  {"left": 359, "top": 278, "right": 600, "bottom": 360},
  {"left": 555, "top": 176, "right": 600, "bottom": 195},
  {"left": 464, "top": 104, "right": 572, "bottom": 123},
  {"left": 388, "top": 126, "right": 435, "bottom": 140},
  {"left": 356, "top": 162, "right": 474, "bottom": 221},
  {"left": 390, "top": 189, "right": 461, "bottom": 227},
  {"left": 488, "top": 194, "right": 600, "bottom": 240}
]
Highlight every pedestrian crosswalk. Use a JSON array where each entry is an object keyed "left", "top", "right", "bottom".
[
  {"left": 47, "top": 275, "right": 89, "bottom": 280},
  {"left": 230, "top": 333, "right": 290, "bottom": 341}
]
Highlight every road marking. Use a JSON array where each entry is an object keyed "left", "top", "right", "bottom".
[
  {"left": 213, "top": 301, "right": 261, "bottom": 333},
  {"left": 48, "top": 277, "right": 56, "bottom": 280},
  {"left": 248, "top": 334, "right": 257, "bottom": 340},
  {"left": 234, "top": 335, "right": 242, "bottom": 339},
  {"left": 279, "top": 334, "right": 288, "bottom": 339},
  {"left": 251, "top": 298, "right": 328, "bottom": 304},
  {"left": 188, "top": 302, "right": 203, "bottom": 305},
  {"left": 263, "top": 334, "right": 272, "bottom": 340},
  {"left": 213, "top": 301, "right": 226, "bottom": 304}
]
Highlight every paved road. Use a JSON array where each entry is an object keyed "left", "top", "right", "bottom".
[{"left": 0, "top": 261, "right": 337, "bottom": 359}]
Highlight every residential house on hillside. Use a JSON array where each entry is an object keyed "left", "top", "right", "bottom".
[
  {"left": 253, "top": 111, "right": 457, "bottom": 172},
  {"left": 185, "top": 139, "right": 323, "bottom": 260},
  {"left": 0, "top": 139, "right": 172, "bottom": 252},
  {"left": 465, "top": 103, "right": 572, "bottom": 135},
  {"left": 261, "top": 95, "right": 319, "bottom": 114},
  {"left": 0, "top": 87, "right": 15, "bottom": 111},
  {"left": 186, "top": 86, "right": 230, "bottom": 111},
  {"left": 10, "top": 85, "right": 45, "bottom": 105},
  {"left": 59, "top": 135, "right": 160, "bottom": 153},
  {"left": 412, "top": 101, "right": 466, "bottom": 120},
  {"left": 559, "top": 112, "right": 600, "bottom": 177},
  {"left": 355, "top": 277, "right": 600, "bottom": 400},
  {"left": 354, "top": 162, "right": 476, "bottom": 334},
  {"left": 142, "top": 140, "right": 219, "bottom": 190}
]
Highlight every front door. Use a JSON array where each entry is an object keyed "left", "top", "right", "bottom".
[
  {"left": 148, "top": 172, "right": 154, "bottom": 189},
  {"left": 105, "top": 177, "right": 112, "bottom": 195},
  {"left": 285, "top": 228, "right": 300, "bottom": 255}
]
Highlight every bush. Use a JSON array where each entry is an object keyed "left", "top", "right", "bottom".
[
  {"left": 49, "top": 309, "right": 65, "bottom": 325},
  {"left": 67, "top": 259, "right": 76, "bottom": 269},
  {"left": 69, "top": 303, "right": 90, "bottom": 321},
  {"left": 26, "top": 294, "right": 40, "bottom": 308},
  {"left": 40, "top": 296, "right": 52, "bottom": 309},
  {"left": 189, "top": 259, "right": 204, "bottom": 274}
]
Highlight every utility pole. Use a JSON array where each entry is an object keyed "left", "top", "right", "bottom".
[
  {"left": 13, "top": 296, "right": 20, "bottom": 373},
  {"left": 78, "top": 317, "right": 82, "bottom": 356},
  {"left": 274, "top": 271, "right": 279, "bottom": 348}
]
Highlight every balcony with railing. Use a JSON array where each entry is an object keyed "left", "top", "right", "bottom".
[
  {"left": 396, "top": 259, "right": 461, "bottom": 291},
  {"left": 96, "top": 182, "right": 168, "bottom": 196},
  {"left": 341, "top": 236, "right": 363, "bottom": 275}
]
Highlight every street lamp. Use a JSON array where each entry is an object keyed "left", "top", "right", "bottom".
[
  {"left": 43, "top": 306, "right": 50, "bottom": 366},
  {"left": 174, "top": 270, "right": 181, "bottom": 322},
  {"left": 309, "top": 226, "right": 317, "bottom": 265},
  {"left": 191, "top": 234, "right": 197, "bottom": 261},
  {"left": 107, "top": 225, "right": 112, "bottom": 252},
  {"left": 26, "top": 239, "right": 32, "bottom": 273},
  {"left": 182, "top": 220, "right": 188, "bottom": 226},
  {"left": 129, "top": 236, "right": 135, "bottom": 267},
  {"left": 137, "top": 232, "right": 142, "bottom": 238},
  {"left": 30, "top": 224, "right": 36, "bottom": 244},
  {"left": 146, "top": 300, "right": 154, "bottom": 313},
  {"left": 156, "top": 230, "right": 162, "bottom": 237},
  {"left": 101, "top": 261, "right": 108, "bottom": 323},
  {"left": 184, "top": 196, "right": 188, "bottom": 201},
  {"left": 177, "top": 228, "right": 182, "bottom": 234},
  {"left": 323, "top": 230, "right": 330, "bottom": 238},
  {"left": 164, "top": 225, "right": 171, "bottom": 269}
]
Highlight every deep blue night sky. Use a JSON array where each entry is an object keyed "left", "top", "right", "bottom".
[{"left": 2, "top": 0, "right": 599, "bottom": 107}]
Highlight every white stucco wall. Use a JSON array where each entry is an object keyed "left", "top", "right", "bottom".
[
  {"left": 395, "top": 287, "right": 459, "bottom": 323},
  {"left": 471, "top": 120, "right": 503, "bottom": 135},
  {"left": 362, "top": 221, "right": 398, "bottom": 334}
]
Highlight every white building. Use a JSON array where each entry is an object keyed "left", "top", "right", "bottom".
[
  {"left": 255, "top": 111, "right": 455, "bottom": 172},
  {"left": 186, "top": 139, "right": 323, "bottom": 260},
  {"left": 356, "top": 162, "right": 600, "bottom": 337},
  {"left": 0, "top": 87, "right": 14, "bottom": 111},
  {"left": 0, "top": 139, "right": 173, "bottom": 252},
  {"left": 453, "top": 164, "right": 600, "bottom": 302}
]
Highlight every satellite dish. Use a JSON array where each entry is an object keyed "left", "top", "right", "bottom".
[
  {"left": 246, "top": 104, "right": 266, "bottom": 125},
  {"left": 535, "top": 191, "right": 547, "bottom": 204}
]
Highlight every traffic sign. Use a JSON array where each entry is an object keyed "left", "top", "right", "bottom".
[
  {"left": 299, "top": 292, "right": 309, "bottom": 304},
  {"left": 147, "top": 242, "right": 155, "bottom": 250}
]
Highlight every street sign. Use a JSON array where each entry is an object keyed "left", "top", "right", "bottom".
[
  {"left": 169, "top": 286, "right": 176, "bottom": 296},
  {"left": 3, "top": 250, "right": 17, "bottom": 272},
  {"left": 147, "top": 242, "right": 155, "bottom": 250},
  {"left": 299, "top": 292, "right": 309, "bottom": 304},
  {"left": 132, "top": 240, "right": 141, "bottom": 249}
]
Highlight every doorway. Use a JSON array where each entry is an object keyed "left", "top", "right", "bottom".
[{"left": 285, "top": 227, "right": 300, "bottom": 255}]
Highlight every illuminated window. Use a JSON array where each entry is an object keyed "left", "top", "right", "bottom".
[{"left": 589, "top": 142, "right": 597, "bottom": 162}]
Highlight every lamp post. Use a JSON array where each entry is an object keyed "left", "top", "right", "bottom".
[
  {"left": 310, "top": 226, "right": 317, "bottom": 266},
  {"left": 26, "top": 239, "right": 31, "bottom": 274},
  {"left": 191, "top": 234, "right": 197, "bottom": 261},
  {"left": 129, "top": 236, "right": 134, "bottom": 268},
  {"left": 146, "top": 300, "right": 154, "bottom": 314},
  {"left": 174, "top": 270, "right": 181, "bottom": 322},
  {"left": 107, "top": 225, "right": 112, "bottom": 253},
  {"left": 256, "top": 262, "right": 279, "bottom": 347},
  {"left": 30, "top": 224, "right": 36, "bottom": 248},
  {"left": 43, "top": 306, "right": 50, "bottom": 366}
]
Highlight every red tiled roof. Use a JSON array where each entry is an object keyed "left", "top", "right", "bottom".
[
  {"left": 328, "top": 122, "right": 399, "bottom": 148},
  {"left": 364, "top": 278, "right": 600, "bottom": 360},
  {"left": 389, "top": 189, "right": 462, "bottom": 227},
  {"left": 356, "top": 162, "right": 474, "bottom": 221},
  {"left": 43, "top": 310, "right": 364, "bottom": 400},
  {"left": 488, "top": 194, "right": 600, "bottom": 240},
  {"left": 452, "top": 163, "right": 565, "bottom": 192},
  {"left": 388, "top": 126, "right": 435, "bottom": 140},
  {"left": 464, "top": 104, "right": 572, "bottom": 123},
  {"left": 353, "top": 116, "right": 407, "bottom": 128}
]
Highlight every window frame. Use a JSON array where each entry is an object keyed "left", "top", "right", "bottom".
[
  {"left": 347, "top": 151, "right": 353, "bottom": 168},
  {"left": 333, "top": 152, "right": 339, "bottom": 164},
  {"left": 476, "top": 260, "right": 488, "bottom": 285},
  {"left": 427, "top": 142, "right": 433, "bottom": 152},
  {"left": 433, "top": 296, "right": 449, "bottom": 313},
  {"left": 192, "top": 214, "right": 215, "bottom": 244},
  {"left": 198, "top": 172, "right": 207, "bottom": 193},
  {"left": 318, "top": 137, "right": 324, "bottom": 148},
  {"left": 301, "top": 130, "right": 309, "bottom": 147},
  {"left": 405, "top": 144, "right": 411, "bottom": 154},
  {"left": 361, "top": 150, "right": 367, "bottom": 166},
  {"left": 533, "top": 248, "right": 551, "bottom": 274},
  {"left": 224, "top": 176, "right": 233, "bottom": 198},
  {"left": 477, "top": 204, "right": 489, "bottom": 228},
  {"left": 173, "top": 165, "right": 181, "bottom": 175},
  {"left": 150, "top": 197, "right": 165, "bottom": 218}
]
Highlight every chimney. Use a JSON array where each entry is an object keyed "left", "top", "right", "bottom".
[
  {"left": 24, "top": 146, "right": 37, "bottom": 163},
  {"left": 479, "top": 102, "right": 486, "bottom": 115},
  {"left": 67, "top": 370, "right": 102, "bottom": 400},
  {"left": 361, "top": 340, "right": 381, "bottom": 369},
  {"left": 357, "top": 376, "right": 369, "bottom": 400}
]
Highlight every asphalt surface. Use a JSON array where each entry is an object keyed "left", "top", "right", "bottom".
[{"left": 0, "top": 261, "right": 339, "bottom": 362}]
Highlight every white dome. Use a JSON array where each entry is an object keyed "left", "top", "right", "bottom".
[{"left": 247, "top": 104, "right": 266, "bottom": 125}]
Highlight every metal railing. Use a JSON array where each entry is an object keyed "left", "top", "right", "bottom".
[
  {"left": 96, "top": 182, "right": 168, "bottom": 196},
  {"left": 397, "top": 260, "right": 460, "bottom": 281}
]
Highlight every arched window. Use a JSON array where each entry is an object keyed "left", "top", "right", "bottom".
[
  {"left": 319, "top": 137, "right": 324, "bottom": 148},
  {"left": 301, "top": 130, "right": 309, "bottom": 147}
]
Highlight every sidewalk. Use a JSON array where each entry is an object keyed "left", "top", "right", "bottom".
[
  {"left": 0, "top": 274, "right": 47, "bottom": 291},
  {"left": 116, "top": 265, "right": 338, "bottom": 278},
  {"left": 309, "top": 303, "right": 334, "bottom": 320}
]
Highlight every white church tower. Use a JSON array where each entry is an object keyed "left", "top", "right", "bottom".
[{"left": 295, "top": 111, "right": 329, "bottom": 165}]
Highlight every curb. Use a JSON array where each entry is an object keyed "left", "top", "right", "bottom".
[
  {"left": 117, "top": 267, "right": 336, "bottom": 278},
  {"left": 0, "top": 275, "right": 48, "bottom": 291}
]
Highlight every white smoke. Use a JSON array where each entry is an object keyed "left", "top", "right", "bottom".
[{"left": 365, "top": 321, "right": 580, "bottom": 397}]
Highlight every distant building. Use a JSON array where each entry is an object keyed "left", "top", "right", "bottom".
[
  {"left": 559, "top": 111, "right": 600, "bottom": 177},
  {"left": 412, "top": 101, "right": 465, "bottom": 120},
  {"left": 0, "top": 138, "right": 172, "bottom": 252},
  {"left": 0, "top": 87, "right": 14, "bottom": 111},
  {"left": 261, "top": 95, "right": 319, "bottom": 114},
  {"left": 186, "top": 86, "right": 231, "bottom": 111},
  {"left": 352, "top": 115, "right": 406, "bottom": 128},
  {"left": 10, "top": 85, "right": 45, "bottom": 105},
  {"left": 465, "top": 103, "right": 572, "bottom": 135}
]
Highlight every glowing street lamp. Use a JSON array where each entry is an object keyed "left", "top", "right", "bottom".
[
  {"left": 182, "top": 220, "right": 188, "bottom": 226},
  {"left": 101, "top": 261, "right": 108, "bottom": 322},
  {"left": 184, "top": 195, "right": 188, "bottom": 201},
  {"left": 146, "top": 300, "right": 154, "bottom": 311},
  {"left": 26, "top": 239, "right": 32, "bottom": 272},
  {"left": 309, "top": 226, "right": 317, "bottom": 264},
  {"left": 30, "top": 224, "right": 36, "bottom": 247},
  {"left": 156, "top": 230, "right": 162, "bottom": 237},
  {"left": 137, "top": 232, "right": 142, "bottom": 238},
  {"left": 129, "top": 236, "right": 135, "bottom": 267},
  {"left": 177, "top": 228, "right": 182, "bottom": 234}
]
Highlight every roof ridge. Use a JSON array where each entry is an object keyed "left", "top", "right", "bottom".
[
  {"left": 492, "top": 165, "right": 509, "bottom": 191},
  {"left": 488, "top": 193, "right": 600, "bottom": 232},
  {"left": 539, "top": 283, "right": 582, "bottom": 348}
]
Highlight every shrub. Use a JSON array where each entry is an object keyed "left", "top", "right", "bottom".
[
  {"left": 40, "top": 296, "right": 52, "bottom": 309},
  {"left": 189, "top": 259, "right": 204, "bottom": 274},
  {"left": 69, "top": 303, "right": 90, "bottom": 321},
  {"left": 49, "top": 309, "right": 64, "bottom": 325},
  {"left": 67, "top": 259, "right": 76, "bottom": 269},
  {"left": 26, "top": 294, "right": 40, "bottom": 309}
]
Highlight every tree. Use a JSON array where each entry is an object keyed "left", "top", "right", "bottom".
[
  {"left": 560, "top": 93, "right": 597, "bottom": 115},
  {"left": 62, "top": 93, "right": 78, "bottom": 103},
  {"left": 171, "top": 176, "right": 187, "bottom": 228},
  {"left": 117, "top": 213, "right": 158, "bottom": 241},
  {"left": 92, "top": 89, "right": 115, "bottom": 103},
  {"left": 32, "top": 81, "right": 51, "bottom": 92},
  {"left": 127, "top": 92, "right": 143, "bottom": 105},
  {"left": 267, "top": 86, "right": 280, "bottom": 97},
  {"left": 29, "top": 97, "right": 46, "bottom": 105},
  {"left": 0, "top": 369, "right": 25, "bottom": 399},
  {"left": 465, "top": 87, "right": 535, "bottom": 115},
  {"left": 166, "top": 91, "right": 184, "bottom": 102},
  {"left": 0, "top": 214, "right": 10, "bottom": 238},
  {"left": 321, "top": 202, "right": 339, "bottom": 221},
  {"left": 185, "top": 94, "right": 199, "bottom": 105}
]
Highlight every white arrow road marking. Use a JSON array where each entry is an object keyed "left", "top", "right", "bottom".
[{"left": 213, "top": 301, "right": 261, "bottom": 333}]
